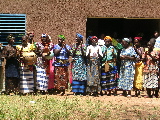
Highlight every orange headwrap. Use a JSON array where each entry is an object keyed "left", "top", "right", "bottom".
[{"left": 104, "top": 36, "right": 112, "bottom": 41}]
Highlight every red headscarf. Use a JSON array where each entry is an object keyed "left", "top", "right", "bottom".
[{"left": 134, "top": 37, "right": 142, "bottom": 41}]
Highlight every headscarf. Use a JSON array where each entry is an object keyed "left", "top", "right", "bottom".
[
  {"left": 41, "top": 33, "right": 47, "bottom": 38},
  {"left": 104, "top": 36, "right": 112, "bottom": 41},
  {"left": 76, "top": 33, "right": 83, "bottom": 39},
  {"left": 90, "top": 36, "right": 98, "bottom": 41},
  {"left": 58, "top": 35, "right": 65, "bottom": 40},
  {"left": 122, "top": 38, "right": 130, "bottom": 43},
  {"left": 134, "top": 37, "right": 142, "bottom": 41}
]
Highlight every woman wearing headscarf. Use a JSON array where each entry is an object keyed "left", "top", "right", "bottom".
[
  {"left": 53, "top": 35, "right": 71, "bottom": 95},
  {"left": 86, "top": 36, "right": 103, "bottom": 96},
  {"left": 133, "top": 37, "right": 144, "bottom": 97},
  {"left": 101, "top": 36, "right": 117, "bottom": 96},
  {"left": 142, "top": 41, "right": 159, "bottom": 98},
  {"left": 16, "top": 35, "right": 36, "bottom": 94},
  {"left": 118, "top": 38, "right": 137, "bottom": 97},
  {"left": 71, "top": 33, "right": 87, "bottom": 95},
  {"left": 3, "top": 34, "right": 19, "bottom": 94},
  {"left": 35, "top": 34, "right": 54, "bottom": 94}
]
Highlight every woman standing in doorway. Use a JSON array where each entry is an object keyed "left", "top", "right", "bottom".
[
  {"left": 133, "top": 37, "right": 144, "bottom": 97},
  {"left": 86, "top": 36, "right": 103, "bottom": 96},
  {"left": 118, "top": 38, "right": 137, "bottom": 97}
]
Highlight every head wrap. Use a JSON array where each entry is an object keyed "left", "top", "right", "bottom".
[
  {"left": 76, "top": 33, "right": 83, "bottom": 39},
  {"left": 122, "top": 38, "right": 130, "bottom": 43},
  {"left": 90, "top": 36, "right": 98, "bottom": 41},
  {"left": 134, "top": 37, "right": 142, "bottom": 41},
  {"left": 41, "top": 33, "right": 47, "bottom": 38},
  {"left": 58, "top": 35, "right": 65, "bottom": 40},
  {"left": 104, "top": 36, "right": 112, "bottom": 41}
]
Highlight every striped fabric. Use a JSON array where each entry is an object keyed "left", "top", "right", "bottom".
[
  {"left": 36, "top": 66, "right": 48, "bottom": 91},
  {"left": 19, "top": 67, "right": 34, "bottom": 93}
]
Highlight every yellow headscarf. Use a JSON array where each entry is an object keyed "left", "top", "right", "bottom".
[{"left": 104, "top": 36, "right": 112, "bottom": 41}]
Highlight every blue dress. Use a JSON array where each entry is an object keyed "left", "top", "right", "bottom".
[{"left": 118, "top": 47, "right": 137, "bottom": 90}]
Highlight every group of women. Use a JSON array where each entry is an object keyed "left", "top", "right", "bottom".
[{"left": 1, "top": 32, "right": 160, "bottom": 98}]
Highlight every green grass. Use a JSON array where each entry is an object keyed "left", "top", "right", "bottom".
[{"left": 0, "top": 95, "right": 159, "bottom": 119}]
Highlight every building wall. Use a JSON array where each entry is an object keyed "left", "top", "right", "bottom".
[{"left": 0, "top": 0, "right": 160, "bottom": 44}]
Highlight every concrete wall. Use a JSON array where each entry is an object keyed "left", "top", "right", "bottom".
[{"left": 0, "top": 0, "right": 160, "bottom": 44}]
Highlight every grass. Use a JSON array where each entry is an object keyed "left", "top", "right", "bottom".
[{"left": 0, "top": 94, "right": 159, "bottom": 119}]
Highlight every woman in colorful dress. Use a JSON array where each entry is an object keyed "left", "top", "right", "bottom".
[
  {"left": 86, "top": 36, "right": 103, "bottom": 96},
  {"left": 101, "top": 36, "right": 117, "bottom": 96},
  {"left": 3, "top": 34, "right": 19, "bottom": 94},
  {"left": 71, "top": 33, "right": 87, "bottom": 95},
  {"left": 16, "top": 35, "right": 36, "bottom": 94},
  {"left": 35, "top": 34, "right": 54, "bottom": 94},
  {"left": 118, "top": 38, "right": 137, "bottom": 97},
  {"left": 53, "top": 35, "right": 71, "bottom": 95},
  {"left": 133, "top": 37, "right": 144, "bottom": 97},
  {"left": 142, "top": 41, "right": 159, "bottom": 98}
]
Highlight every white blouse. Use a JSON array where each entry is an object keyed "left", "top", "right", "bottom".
[{"left": 86, "top": 45, "right": 103, "bottom": 57}]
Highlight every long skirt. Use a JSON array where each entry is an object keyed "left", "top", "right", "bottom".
[
  {"left": 101, "top": 66, "right": 118, "bottom": 90},
  {"left": 19, "top": 66, "right": 34, "bottom": 93},
  {"left": 143, "top": 72, "right": 158, "bottom": 89},
  {"left": 86, "top": 57, "right": 101, "bottom": 93},
  {"left": 36, "top": 66, "right": 48, "bottom": 91},
  {"left": 118, "top": 63, "right": 135, "bottom": 90},
  {"left": 54, "top": 66, "right": 68, "bottom": 90},
  {"left": 134, "top": 62, "right": 144, "bottom": 90},
  {"left": 5, "top": 58, "right": 19, "bottom": 92},
  {"left": 72, "top": 56, "right": 87, "bottom": 93}
]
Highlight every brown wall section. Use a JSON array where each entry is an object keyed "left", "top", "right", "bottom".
[{"left": 0, "top": 0, "right": 160, "bottom": 45}]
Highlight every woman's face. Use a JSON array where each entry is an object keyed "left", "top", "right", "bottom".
[
  {"left": 91, "top": 39, "right": 98, "bottom": 46},
  {"left": 9, "top": 38, "right": 15, "bottom": 45},
  {"left": 134, "top": 39, "right": 140, "bottom": 46},
  {"left": 58, "top": 38, "right": 64, "bottom": 44},
  {"left": 147, "top": 42, "right": 153, "bottom": 50},
  {"left": 105, "top": 39, "right": 111, "bottom": 47},
  {"left": 75, "top": 36, "right": 82, "bottom": 44},
  {"left": 122, "top": 40, "right": 129, "bottom": 48}
]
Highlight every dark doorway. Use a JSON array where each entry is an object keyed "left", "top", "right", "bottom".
[{"left": 86, "top": 18, "right": 160, "bottom": 46}]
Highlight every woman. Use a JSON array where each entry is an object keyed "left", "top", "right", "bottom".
[
  {"left": 71, "top": 33, "right": 87, "bottom": 95},
  {"left": 142, "top": 41, "right": 159, "bottom": 98},
  {"left": 16, "top": 35, "right": 36, "bottom": 94},
  {"left": 133, "top": 37, "right": 144, "bottom": 97},
  {"left": 3, "top": 34, "right": 19, "bottom": 94},
  {"left": 35, "top": 34, "right": 54, "bottom": 94},
  {"left": 86, "top": 36, "right": 103, "bottom": 96},
  {"left": 101, "top": 36, "right": 117, "bottom": 96},
  {"left": 53, "top": 35, "right": 71, "bottom": 95},
  {"left": 118, "top": 38, "right": 137, "bottom": 97}
]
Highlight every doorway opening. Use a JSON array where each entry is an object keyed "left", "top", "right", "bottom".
[{"left": 86, "top": 18, "right": 160, "bottom": 46}]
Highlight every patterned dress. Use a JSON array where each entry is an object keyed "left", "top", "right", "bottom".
[
  {"left": 35, "top": 42, "right": 54, "bottom": 92},
  {"left": 101, "top": 45, "right": 118, "bottom": 90},
  {"left": 3, "top": 45, "right": 19, "bottom": 92},
  {"left": 53, "top": 44, "right": 71, "bottom": 90},
  {"left": 118, "top": 47, "right": 137, "bottom": 90},
  {"left": 86, "top": 45, "right": 103, "bottom": 93},
  {"left": 16, "top": 43, "right": 35, "bottom": 93},
  {"left": 142, "top": 50, "right": 159, "bottom": 89},
  {"left": 71, "top": 44, "right": 87, "bottom": 93}
]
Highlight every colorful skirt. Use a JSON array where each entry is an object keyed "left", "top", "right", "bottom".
[
  {"left": 19, "top": 66, "right": 34, "bottom": 93},
  {"left": 72, "top": 56, "right": 87, "bottom": 93},
  {"left": 86, "top": 57, "right": 101, "bottom": 93},
  {"left": 143, "top": 72, "right": 158, "bottom": 89},
  {"left": 36, "top": 66, "right": 48, "bottom": 91},
  {"left": 101, "top": 66, "right": 118, "bottom": 90},
  {"left": 54, "top": 66, "right": 68, "bottom": 90}
]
